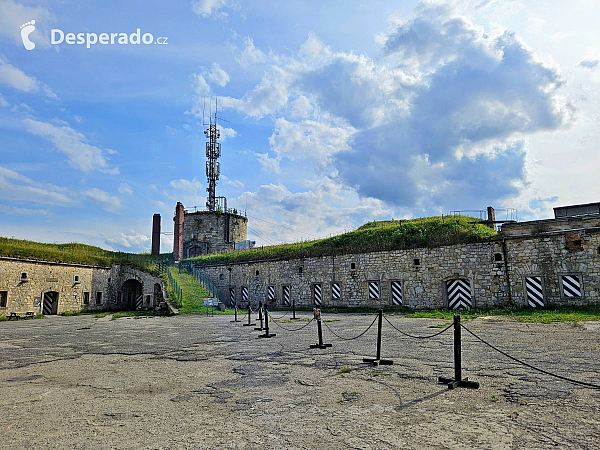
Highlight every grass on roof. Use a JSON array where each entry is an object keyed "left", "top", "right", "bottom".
[
  {"left": 0, "top": 237, "right": 172, "bottom": 272},
  {"left": 186, "top": 215, "right": 496, "bottom": 266}
]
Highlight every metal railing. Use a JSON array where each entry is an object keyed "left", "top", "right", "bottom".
[{"left": 166, "top": 266, "right": 183, "bottom": 307}]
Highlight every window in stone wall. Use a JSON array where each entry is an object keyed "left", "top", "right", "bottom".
[
  {"left": 311, "top": 283, "right": 323, "bottom": 306},
  {"left": 96, "top": 292, "right": 103, "bottom": 305},
  {"left": 267, "top": 285, "right": 276, "bottom": 303},
  {"left": 219, "top": 273, "right": 224, "bottom": 280},
  {"left": 20, "top": 272, "right": 27, "bottom": 281},
  {"left": 390, "top": 280, "right": 403, "bottom": 306},
  {"left": 0, "top": 291, "right": 7, "bottom": 308},
  {"left": 413, "top": 258, "right": 421, "bottom": 266},
  {"left": 560, "top": 274, "right": 582, "bottom": 299},
  {"left": 368, "top": 281, "right": 380, "bottom": 299},
  {"left": 494, "top": 253, "right": 503, "bottom": 262},
  {"left": 83, "top": 292, "right": 90, "bottom": 305},
  {"left": 282, "top": 285, "right": 291, "bottom": 306},
  {"left": 350, "top": 262, "right": 356, "bottom": 270},
  {"left": 146, "top": 295, "right": 150, "bottom": 305},
  {"left": 74, "top": 275, "right": 80, "bottom": 283},
  {"left": 331, "top": 282, "right": 341, "bottom": 300}
]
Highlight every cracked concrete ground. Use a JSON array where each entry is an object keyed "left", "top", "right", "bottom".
[{"left": 0, "top": 312, "right": 598, "bottom": 449}]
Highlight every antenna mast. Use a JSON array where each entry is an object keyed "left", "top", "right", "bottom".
[{"left": 204, "top": 99, "right": 221, "bottom": 211}]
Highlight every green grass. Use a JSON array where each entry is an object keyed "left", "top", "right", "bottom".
[
  {"left": 0, "top": 236, "right": 173, "bottom": 272},
  {"left": 186, "top": 215, "right": 496, "bottom": 266},
  {"left": 166, "top": 270, "right": 236, "bottom": 315},
  {"left": 111, "top": 311, "right": 168, "bottom": 320},
  {"left": 405, "top": 306, "right": 600, "bottom": 323}
]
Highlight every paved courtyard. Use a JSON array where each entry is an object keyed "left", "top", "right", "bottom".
[{"left": 0, "top": 312, "right": 599, "bottom": 449}]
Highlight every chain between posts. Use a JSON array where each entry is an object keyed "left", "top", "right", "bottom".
[
  {"left": 322, "top": 315, "right": 378, "bottom": 341},
  {"left": 383, "top": 315, "right": 454, "bottom": 339},
  {"left": 269, "top": 316, "right": 314, "bottom": 332},
  {"left": 461, "top": 324, "right": 600, "bottom": 390}
]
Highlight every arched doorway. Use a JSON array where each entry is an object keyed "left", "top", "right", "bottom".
[
  {"left": 42, "top": 291, "right": 59, "bottom": 315},
  {"left": 120, "top": 279, "right": 143, "bottom": 310}
]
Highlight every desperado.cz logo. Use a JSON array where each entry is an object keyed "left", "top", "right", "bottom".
[
  {"left": 52, "top": 28, "right": 168, "bottom": 48},
  {"left": 20, "top": 20, "right": 168, "bottom": 50}
]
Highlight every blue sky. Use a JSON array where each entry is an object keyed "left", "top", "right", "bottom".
[{"left": 0, "top": 0, "right": 599, "bottom": 252}]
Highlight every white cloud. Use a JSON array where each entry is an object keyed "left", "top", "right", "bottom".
[
  {"left": 0, "top": 55, "right": 38, "bottom": 92},
  {"left": 170, "top": 178, "right": 203, "bottom": 194},
  {"left": 269, "top": 118, "right": 355, "bottom": 168},
  {"left": 254, "top": 152, "right": 281, "bottom": 173},
  {"left": 220, "top": 4, "right": 571, "bottom": 213},
  {"left": 118, "top": 183, "right": 134, "bottom": 196},
  {"left": 105, "top": 232, "right": 149, "bottom": 249},
  {"left": 190, "top": 73, "right": 211, "bottom": 96},
  {"left": 0, "top": 165, "right": 74, "bottom": 207},
  {"left": 219, "top": 66, "right": 292, "bottom": 118},
  {"left": 82, "top": 188, "right": 122, "bottom": 213},
  {"left": 0, "top": 93, "right": 9, "bottom": 107},
  {"left": 0, "top": 0, "right": 54, "bottom": 48},
  {"left": 191, "top": 0, "right": 229, "bottom": 19},
  {"left": 151, "top": 200, "right": 172, "bottom": 215},
  {"left": 231, "top": 181, "right": 392, "bottom": 244},
  {"left": 235, "top": 37, "right": 267, "bottom": 68},
  {"left": 221, "top": 174, "right": 244, "bottom": 188},
  {"left": 207, "top": 63, "right": 230, "bottom": 87},
  {"left": 0, "top": 204, "right": 50, "bottom": 216},
  {"left": 22, "top": 118, "right": 118, "bottom": 174},
  {"left": 220, "top": 126, "right": 237, "bottom": 141}
]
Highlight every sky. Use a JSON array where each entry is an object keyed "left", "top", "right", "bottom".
[{"left": 0, "top": 0, "right": 599, "bottom": 253}]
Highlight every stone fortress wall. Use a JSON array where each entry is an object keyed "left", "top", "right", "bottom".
[
  {"left": 194, "top": 214, "right": 600, "bottom": 310},
  {"left": 0, "top": 258, "right": 165, "bottom": 316}
]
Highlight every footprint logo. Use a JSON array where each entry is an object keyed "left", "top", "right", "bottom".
[{"left": 20, "top": 20, "right": 36, "bottom": 50}]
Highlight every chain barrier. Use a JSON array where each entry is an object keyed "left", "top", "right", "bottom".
[
  {"left": 322, "top": 315, "right": 378, "bottom": 341},
  {"left": 461, "top": 324, "right": 600, "bottom": 390},
  {"left": 269, "top": 316, "right": 314, "bottom": 332},
  {"left": 383, "top": 315, "right": 453, "bottom": 339},
  {"left": 269, "top": 301, "right": 293, "bottom": 320}
]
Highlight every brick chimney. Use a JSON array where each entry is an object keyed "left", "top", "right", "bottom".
[
  {"left": 173, "top": 202, "right": 184, "bottom": 262},
  {"left": 151, "top": 214, "right": 161, "bottom": 256}
]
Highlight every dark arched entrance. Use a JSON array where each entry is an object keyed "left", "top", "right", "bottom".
[
  {"left": 42, "top": 291, "right": 59, "bottom": 315},
  {"left": 120, "top": 279, "right": 143, "bottom": 310}
]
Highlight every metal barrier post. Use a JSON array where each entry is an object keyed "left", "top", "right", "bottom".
[
  {"left": 230, "top": 302, "right": 241, "bottom": 323},
  {"left": 258, "top": 306, "right": 276, "bottom": 338},
  {"left": 291, "top": 298, "right": 298, "bottom": 320},
  {"left": 310, "top": 309, "right": 331, "bottom": 349},
  {"left": 438, "top": 315, "right": 479, "bottom": 389},
  {"left": 255, "top": 301, "right": 264, "bottom": 330},
  {"left": 243, "top": 305, "right": 255, "bottom": 327},
  {"left": 363, "top": 310, "right": 393, "bottom": 366}
]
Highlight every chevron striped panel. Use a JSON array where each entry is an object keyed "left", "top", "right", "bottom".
[
  {"left": 391, "top": 281, "right": 403, "bottom": 306},
  {"left": 525, "top": 276, "right": 544, "bottom": 307},
  {"left": 331, "top": 282, "right": 341, "bottom": 300},
  {"left": 241, "top": 286, "right": 248, "bottom": 303},
  {"left": 561, "top": 275, "right": 582, "bottom": 298},
  {"left": 313, "top": 284, "right": 322, "bottom": 306},
  {"left": 368, "top": 281, "right": 380, "bottom": 299},
  {"left": 447, "top": 279, "right": 472, "bottom": 309},
  {"left": 135, "top": 295, "right": 144, "bottom": 310},
  {"left": 268, "top": 285, "right": 275, "bottom": 302},
  {"left": 229, "top": 287, "right": 235, "bottom": 304},
  {"left": 282, "top": 285, "right": 290, "bottom": 306},
  {"left": 42, "top": 292, "right": 56, "bottom": 315}
]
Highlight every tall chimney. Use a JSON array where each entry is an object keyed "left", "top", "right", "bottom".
[
  {"left": 173, "top": 202, "right": 184, "bottom": 262},
  {"left": 151, "top": 214, "right": 161, "bottom": 256},
  {"left": 487, "top": 206, "right": 496, "bottom": 229}
]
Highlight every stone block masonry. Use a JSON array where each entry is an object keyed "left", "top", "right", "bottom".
[
  {"left": 0, "top": 258, "right": 165, "bottom": 316},
  {"left": 194, "top": 215, "right": 600, "bottom": 310}
]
